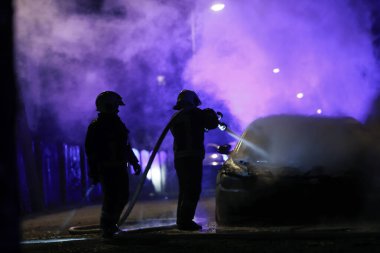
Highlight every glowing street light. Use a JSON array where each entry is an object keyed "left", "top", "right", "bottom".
[
  {"left": 192, "top": 3, "right": 225, "bottom": 53},
  {"left": 296, "top": 92, "right": 304, "bottom": 99},
  {"left": 156, "top": 75, "right": 166, "bottom": 86},
  {"left": 210, "top": 3, "right": 225, "bottom": 12},
  {"left": 272, "top": 68, "right": 280, "bottom": 74}
]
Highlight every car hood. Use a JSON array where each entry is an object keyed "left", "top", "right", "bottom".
[{"left": 221, "top": 115, "right": 374, "bottom": 178}]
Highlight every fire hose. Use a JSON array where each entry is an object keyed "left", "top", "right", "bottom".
[{"left": 68, "top": 110, "right": 226, "bottom": 235}]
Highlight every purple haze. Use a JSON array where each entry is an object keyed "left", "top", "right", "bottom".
[
  {"left": 15, "top": 0, "right": 380, "bottom": 144},
  {"left": 15, "top": 0, "right": 194, "bottom": 145},
  {"left": 184, "top": 0, "right": 379, "bottom": 129}
]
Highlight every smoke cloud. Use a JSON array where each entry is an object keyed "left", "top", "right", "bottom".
[
  {"left": 15, "top": 0, "right": 380, "bottom": 145},
  {"left": 15, "top": 0, "right": 196, "bottom": 146},
  {"left": 184, "top": 0, "right": 380, "bottom": 129}
]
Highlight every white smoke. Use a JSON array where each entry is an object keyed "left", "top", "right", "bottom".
[
  {"left": 15, "top": 0, "right": 192, "bottom": 143},
  {"left": 184, "top": 0, "right": 379, "bottom": 129}
]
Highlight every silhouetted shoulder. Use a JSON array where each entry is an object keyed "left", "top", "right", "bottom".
[
  {"left": 87, "top": 118, "right": 99, "bottom": 129},
  {"left": 202, "top": 108, "right": 219, "bottom": 130}
]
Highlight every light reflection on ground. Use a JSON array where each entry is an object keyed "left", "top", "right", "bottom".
[
  {"left": 21, "top": 217, "right": 380, "bottom": 246},
  {"left": 21, "top": 238, "right": 89, "bottom": 244},
  {"left": 21, "top": 197, "right": 380, "bottom": 246}
]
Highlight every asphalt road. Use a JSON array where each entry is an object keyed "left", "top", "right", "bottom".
[{"left": 21, "top": 197, "right": 380, "bottom": 253}]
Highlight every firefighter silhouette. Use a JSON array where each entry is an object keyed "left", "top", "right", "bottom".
[
  {"left": 85, "top": 91, "right": 141, "bottom": 239},
  {"left": 170, "top": 90, "right": 219, "bottom": 230}
]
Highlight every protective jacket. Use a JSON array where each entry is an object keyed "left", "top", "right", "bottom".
[
  {"left": 170, "top": 107, "right": 219, "bottom": 159},
  {"left": 170, "top": 107, "right": 219, "bottom": 228},
  {"left": 85, "top": 113, "right": 139, "bottom": 181}
]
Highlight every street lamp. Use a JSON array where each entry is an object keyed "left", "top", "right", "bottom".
[
  {"left": 210, "top": 3, "right": 225, "bottom": 12},
  {"left": 191, "top": 2, "right": 226, "bottom": 53}
]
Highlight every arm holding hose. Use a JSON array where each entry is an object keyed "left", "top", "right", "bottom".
[{"left": 118, "top": 108, "right": 227, "bottom": 226}]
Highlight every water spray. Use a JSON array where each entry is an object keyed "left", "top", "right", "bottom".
[{"left": 223, "top": 123, "right": 270, "bottom": 160}]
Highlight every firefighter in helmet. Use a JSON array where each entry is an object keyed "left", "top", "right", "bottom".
[
  {"left": 85, "top": 91, "right": 141, "bottom": 239},
  {"left": 170, "top": 89, "right": 220, "bottom": 230}
]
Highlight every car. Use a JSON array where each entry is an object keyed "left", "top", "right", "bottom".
[
  {"left": 215, "top": 114, "right": 380, "bottom": 226},
  {"left": 202, "top": 144, "right": 230, "bottom": 194}
]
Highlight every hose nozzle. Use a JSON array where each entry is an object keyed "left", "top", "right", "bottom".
[
  {"left": 218, "top": 122, "right": 227, "bottom": 131},
  {"left": 216, "top": 111, "right": 227, "bottom": 131}
]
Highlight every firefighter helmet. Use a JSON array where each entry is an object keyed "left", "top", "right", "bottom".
[
  {"left": 173, "top": 89, "right": 201, "bottom": 110},
  {"left": 95, "top": 91, "right": 125, "bottom": 113}
]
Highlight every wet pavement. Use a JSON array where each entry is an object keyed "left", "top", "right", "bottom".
[{"left": 21, "top": 197, "right": 380, "bottom": 252}]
